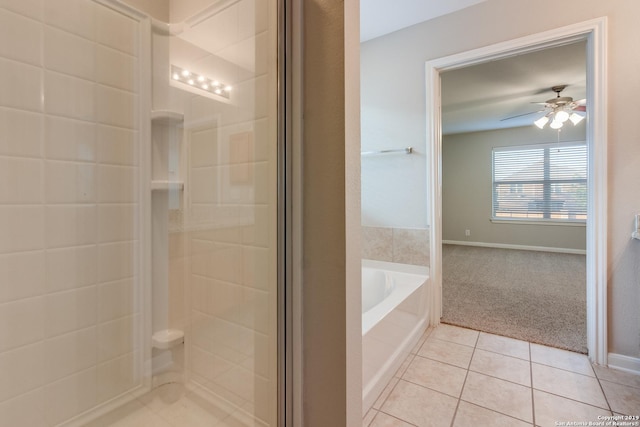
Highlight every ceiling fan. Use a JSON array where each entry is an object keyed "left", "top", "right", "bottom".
[{"left": 502, "top": 85, "right": 586, "bottom": 129}]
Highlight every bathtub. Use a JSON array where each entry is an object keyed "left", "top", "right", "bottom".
[{"left": 362, "top": 259, "right": 430, "bottom": 414}]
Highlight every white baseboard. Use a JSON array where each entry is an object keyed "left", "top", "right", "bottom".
[
  {"left": 607, "top": 353, "right": 640, "bottom": 375},
  {"left": 443, "top": 240, "right": 587, "bottom": 255}
]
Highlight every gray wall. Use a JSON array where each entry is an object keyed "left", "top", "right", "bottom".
[
  {"left": 442, "top": 125, "right": 587, "bottom": 250},
  {"left": 361, "top": 0, "right": 640, "bottom": 359}
]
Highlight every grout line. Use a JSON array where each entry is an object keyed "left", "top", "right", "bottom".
[
  {"left": 529, "top": 342, "right": 536, "bottom": 427},
  {"left": 449, "top": 336, "right": 478, "bottom": 427}
]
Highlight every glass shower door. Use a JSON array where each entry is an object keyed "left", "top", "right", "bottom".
[{"left": 0, "top": 0, "right": 280, "bottom": 426}]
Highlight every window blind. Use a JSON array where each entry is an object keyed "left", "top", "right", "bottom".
[{"left": 492, "top": 142, "right": 587, "bottom": 222}]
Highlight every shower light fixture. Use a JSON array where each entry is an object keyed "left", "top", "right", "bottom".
[{"left": 170, "top": 65, "right": 232, "bottom": 100}]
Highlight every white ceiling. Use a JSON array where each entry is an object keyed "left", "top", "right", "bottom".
[
  {"left": 361, "top": 1, "right": 587, "bottom": 135},
  {"left": 360, "top": 0, "right": 487, "bottom": 42},
  {"left": 441, "top": 42, "right": 587, "bottom": 134}
]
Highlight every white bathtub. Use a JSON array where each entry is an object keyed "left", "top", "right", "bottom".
[{"left": 362, "top": 259, "right": 429, "bottom": 414}]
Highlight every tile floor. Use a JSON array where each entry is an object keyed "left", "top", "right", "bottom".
[
  {"left": 364, "top": 324, "right": 640, "bottom": 427},
  {"left": 86, "top": 383, "right": 257, "bottom": 427}
]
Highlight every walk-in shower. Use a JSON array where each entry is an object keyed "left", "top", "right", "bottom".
[{"left": 0, "top": 0, "right": 280, "bottom": 425}]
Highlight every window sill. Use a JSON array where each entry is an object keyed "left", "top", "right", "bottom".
[{"left": 490, "top": 219, "right": 586, "bottom": 227}]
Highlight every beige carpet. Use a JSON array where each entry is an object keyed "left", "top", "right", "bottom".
[{"left": 441, "top": 244, "right": 587, "bottom": 353}]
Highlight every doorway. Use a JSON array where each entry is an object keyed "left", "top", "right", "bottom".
[{"left": 426, "top": 19, "right": 608, "bottom": 364}]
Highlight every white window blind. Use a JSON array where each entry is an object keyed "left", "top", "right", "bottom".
[{"left": 492, "top": 142, "right": 587, "bottom": 222}]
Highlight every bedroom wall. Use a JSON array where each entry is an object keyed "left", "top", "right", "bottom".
[
  {"left": 442, "top": 125, "right": 587, "bottom": 251},
  {"left": 361, "top": 0, "right": 640, "bottom": 360}
]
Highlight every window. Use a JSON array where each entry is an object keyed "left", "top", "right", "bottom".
[{"left": 492, "top": 142, "right": 587, "bottom": 222}]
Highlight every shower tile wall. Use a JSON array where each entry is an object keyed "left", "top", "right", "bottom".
[{"left": 0, "top": 1, "right": 141, "bottom": 425}]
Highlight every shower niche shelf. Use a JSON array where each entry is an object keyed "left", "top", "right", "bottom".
[
  {"left": 151, "top": 109, "right": 184, "bottom": 123},
  {"left": 151, "top": 180, "right": 184, "bottom": 191}
]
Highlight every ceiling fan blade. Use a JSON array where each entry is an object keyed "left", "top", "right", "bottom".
[
  {"left": 573, "top": 105, "right": 586, "bottom": 112},
  {"left": 500, "top": 110, "right": 544, "bottom": 121},
  {"left": 574, "top": 98, "right": 587, "bottom": 105}
]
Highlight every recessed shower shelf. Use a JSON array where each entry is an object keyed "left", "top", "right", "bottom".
[
  {"left": 151, "top": 180, "right": 184, "bottom": 191},
  {"left": 151, "top": 110, "right": 184, "bottom": 124}
]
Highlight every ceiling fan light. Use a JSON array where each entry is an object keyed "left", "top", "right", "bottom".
[
  {"left": 534, "top": 116, "right": 549, "bottom": 129},
  {"left": 555, "top": 110, "right": 570, "bottom": 123},
  {"left": 569, "top": 112, "right": 585, "bottom": 125},
  {"left": 550, "top": 120, "right": 563, "bottom": 130}
]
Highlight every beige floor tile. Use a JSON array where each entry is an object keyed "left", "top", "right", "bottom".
[
  {"left": 403, "top": 356, "right": 467, "bottom": 398},
  {"left": 394, "top": 354, "right": 415, "bottom": 378},
  {"left": 477, "top": 332, "right": 530, "bottom": 360},
  {"left": 453, "top": 401, "right": 532, "bottom": 427},
  {"left": 600, "top": 380, "right": 640, "bottom": 416},
  {"left": 373, "top": 377, "right": 399, "bottom": 410},
  {"left": 532, "top": 363, "right": 608, "bottom": 409},
  {"left": 418, "top": 337, "right": 474, "bottom": 369},
  {"left": 461, "top": 371, "right": 533, "bottom": 423},
  {"left": 157, "top": 393, "right": 230, "bottom": 427},
  {"left": 85, "top": 400, "right": 173, "bottom": 427},
  {"left": 137, "top": 383, "right": 186, "bottom": 412},
  {"left": 363, "top": 408, "right": 378, "bottom": 426},
  {"left": 530, "top": 344, "right": 594, "bottom": 377},
  {"left": 430, "top": 324, "right": 478, "bottom": 347},
  {"left": 533, "top": 390, "right": 612, "bottom": 427},
  {"left": 470, "top": 349, "right": 531, "bottom": 386},
  {"left": 410, "top": 328, "right": 432, "bottom": 354},
  {"left": 381, "top": 379, "right": 458, "bottom": 427},
  {"left": 371, "top": 411, "right": 415, "bottom": 426},
  {"left": 593, "top": 365, "right": 640, "bottom": 389}
]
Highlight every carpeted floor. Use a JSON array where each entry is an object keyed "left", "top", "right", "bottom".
[{"left": 441, "top": 244, "right": 587, "bottom": 353}]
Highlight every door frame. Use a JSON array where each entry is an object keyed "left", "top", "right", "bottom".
[{"left": 426, "top": 18, "right": 608, "bottom": 364}]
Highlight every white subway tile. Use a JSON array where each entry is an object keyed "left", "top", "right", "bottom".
[
  {"left": 95, "top": 85, "right": 136, "bottom": 129},
  {"left": 242, "top": 246, "right": 270, "bottom": 290},
  {"left": 97, "top": 316, "right": 135, "bottom": 362},
  {"left": 190, "top": 128, "right": 218, "bottom": 167},
  {"left": 44, "top": 367, "right": 97, "bottom": 426},
  {"left": 45, "top": 71, "right": 95, "bottom": 121},
  {"left": 211, "top": 245, "right": 242, "bottom": 283},
  {"left": 0, "top": 388, "right": 47, "bottom": 427},
  {"left": 0, "top": 206, "right": 45, "bottom": 254},
  {"left": 0, "top": 343, "right": 45, "bottom": 403},
  {"left": 0, "top": 0, "right": 43, "bottom": 20},
  {"left": 0, "top": 296, "right": 45, "bottom": 351},
  {"left": 0, "top": 108, "right": 43, "bottom": 157},
  {"left": 44, "top": 327, "right": 97, "bottom": 382},
  {"left": 0, "top": 251, "right": 45, "bottom": 303},
  {"left": 97, "top": 278, "right": 135, "bottom": 322},
  {"left": 0, "top": 58, "right": 43, "bottom": 112},
  {"left": 96, "top": 45, "right": 136, "bottom": 92},
  {"left": 45, "top": 245, "right": 97, "bottom": 292},
  {"left": 45, "top": 116, "right": 96, "bottom": 162},
  {"left": 45, "top": 205, "right": 97, "bottom": 248},
  {"left": 44, "top": 25, "right": 95, "bottom": 81},
  {"left": 45, "top": 286, "right": 97, "bottom": 337},
  {"left": 98, "top": 204, "right": 135, "bottom": 243},
  {"left": 95, "top": 5, "right": 137, "bottom": 55},
  {"left": 241, "top": 205, "right": 269, "bottom": 247},
  {"left": 97, "top": 241, "right": 134, "bottom": 283},
  {"left": 96, "top": 352, "right": 137, "bottom": 402},
  {"left": 45, "top": 161, "right": 96, "bottom": 203},
  {"left": 97, "top": 165, "right": 136, "bottom": 203},
  {"left": 44, "top": 0, "right": 96, "bottom": 40},
  {"left": 96, "top": 125, "right": 137, "bottom": 166},
  {"left": 0, "top": 8, "right": 42, "bottom": 66},
  {"left": 0, "top": 157, "right": 42, "bottom": 203},
  {"left": 191, "top": 167, "right": 218, "bottom": 203}
]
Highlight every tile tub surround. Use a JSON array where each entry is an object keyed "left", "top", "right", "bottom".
[
  {"left": 364, "top": 324, "right": 640, "bottom": 427},
  {"left": 362, "top": 226, "right": 429, "bottom": 266}
]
